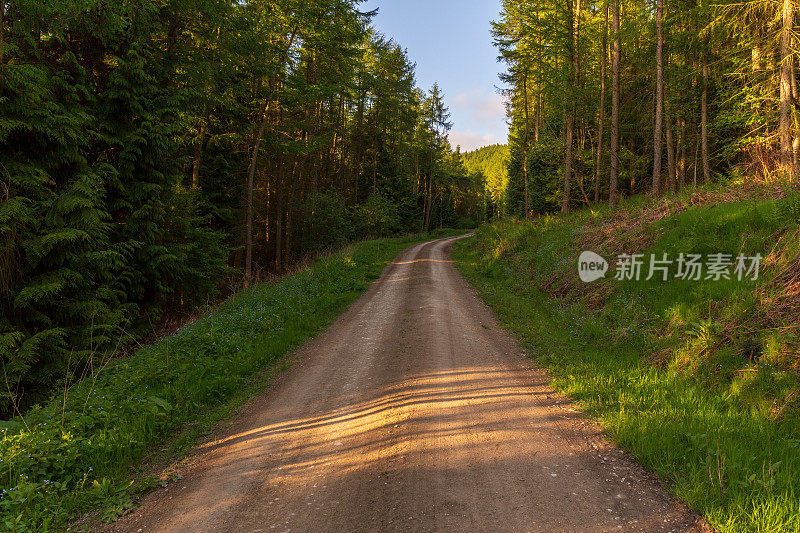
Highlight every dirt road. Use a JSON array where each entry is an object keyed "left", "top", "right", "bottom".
[{"left": 111, "top": 236, "right": 703, "bottom": 533}]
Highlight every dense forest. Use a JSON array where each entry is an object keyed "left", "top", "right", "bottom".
[
  {"left": 493, "top": 0, "right": 800, "bottom": 218},
  {"left": 0, "top": 0, "right": 484, "bottom": 411},
  {"left": 462, "top": 144, "right": 510, "bottom": 218}
]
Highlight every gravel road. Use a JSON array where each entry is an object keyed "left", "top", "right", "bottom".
[{"left": 109, "top": 236, "right": 705, "bottom": 533}]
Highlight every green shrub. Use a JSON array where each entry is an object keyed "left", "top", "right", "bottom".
[
  {"left": 299, "top": 192, "right": 357, "bottom": 253},
  {"left": 356, "top": 194, "right": 401, "bottom": 238}
]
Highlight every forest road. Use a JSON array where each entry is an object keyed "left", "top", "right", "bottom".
[{"left": 109, "top": 236, "right": 706, "bottom": 533}]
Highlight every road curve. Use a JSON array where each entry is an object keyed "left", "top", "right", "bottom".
[{"left": 109, "top": 236, "right": 704, "bottom": 533}]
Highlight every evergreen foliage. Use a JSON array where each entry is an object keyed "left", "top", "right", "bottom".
[
  {"left": 463, "top": 144, "right": 510, "bottom": 218},
  {"left": 493, "top": 0, "right": 800, "bottom": 217},
  {"left": 0, "top": 0, "right": 481, "bottom": 411}
]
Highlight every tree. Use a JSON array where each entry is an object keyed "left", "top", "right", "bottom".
[
  {"left": 780, "top": 0, "right": 794, "bottom": 179},
  {"left": 609, "top": 0, "right": 621, "bottom": 206},
  {"left": 0, "top": 0, "right": 479, "bottom": 409},
  {"left": 562, "top": 0, "right": 578, "bottom": 213},
  {"left": 653, "top": 0, "right": 665, "bottom": 195},
  {"left": 594, "top": 0, "right": 609, "bottom": 202}
]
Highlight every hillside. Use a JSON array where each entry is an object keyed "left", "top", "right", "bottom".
[
  {"left": 462, "top": 145, "right": 510, "bottom": 217},
  {"left": 453, "top": 182, "right": 800, "bottom": 532}
]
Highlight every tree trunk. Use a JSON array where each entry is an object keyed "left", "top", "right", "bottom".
[
  {"left": 665, "top": 103, "right": 676, "bottom": 192},
  {"left": 562, "top": 0, "right": 577, "bottom": 214},
  {"left": 594, "top": 0, "right": 609, "bottom": 203},
  {"left": 274, "top": 159, "right": 284, "bottom": 273},
  {"left": 701, "top": 52, "right": 711, "bottom": 184},
  {"left": 781, "top": 0, "right": 794, "bottom": 179},
  {"left": 609, "top": 0, "right": 621, "bottom": 207},
  {"left": 536, "top": 72, "right": 542, "bottom": 143},
  {"left": 245, "top": 104, "right": 270, "bottom": 286},
  {"left": 792, "top": 42, "right": 800, "bottom": 171},
  {"left": 752, "top": 43, "right": 761, "bottom": 74},
  {"left": 0, "top": 1, "right": 5, "bottom": 64},
  {"left": 522, "top": 72, "right": 531, "bottom": 220},
  {"left": 678, "top": 118, "right": 687, "bottom": 187},
  {"left": 563, "top": 112, "right": 575, "bottom": 213},
  {"left": 694, "top": 128, "right": 701, "bottom": 187},
  {"left": 425, "top": 185, "right": 433, "bottom": 232},
  {"left": 244, "top": 23, "right": 301, "bottom": 286},
  {"left": 652, "top": 0, "right": 664, "bottom": 196},
  {"left": 284, "top": 162, "right": 297, "bottom": 270},
  {"left": 191, "top": 105, "right": 208, "bottom": 190}
]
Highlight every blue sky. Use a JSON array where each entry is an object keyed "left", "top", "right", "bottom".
[{"left": 361, "top": 0, "right": 508, "bottom": 152}]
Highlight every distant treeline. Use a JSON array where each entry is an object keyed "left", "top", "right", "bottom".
[
  {"left": 0, "top": 0, "right": 483, "bottom": 411},
  {"left": 462, "top": 144, "right": 510, "bottom": 218}
]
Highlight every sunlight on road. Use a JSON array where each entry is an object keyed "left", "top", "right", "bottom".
[
  {"left": 199, "top": 367, "right": 552, "bottom": 486},
  {"left": 392, "top": 259, "right": 454, "bottom": 265}
]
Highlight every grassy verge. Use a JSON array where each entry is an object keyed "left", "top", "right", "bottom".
[
  {"left": 0, "top": 230, "right": 461, "bottom": 531},
  {"left": 452, "top": 188, "right": 800, "bottom": 533}
]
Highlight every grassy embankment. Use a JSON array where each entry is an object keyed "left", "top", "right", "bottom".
[
  {"left": 453, "top": 184, "right": 800, "bottom": 533},
  {"left": 0, "top": 230, "right": 461, "bottom": 531}
]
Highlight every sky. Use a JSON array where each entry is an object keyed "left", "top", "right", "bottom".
[{"left": 360, "top": 0, "right": 508, "bottom": 152}]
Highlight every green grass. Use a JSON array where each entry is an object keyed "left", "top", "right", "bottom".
[
  {"left": 0, "top": 230, "right": 461, "bottom": 531},
  {"left": 452, "top": 193, "right": 800, "bottom": 533}
]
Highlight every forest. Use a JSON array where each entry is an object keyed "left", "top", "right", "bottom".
[
  {"left": 0, "top": 0, "right": 484, "bottom": 410},
  {"left": 2, "top": 0, "right": 800, "bottom": 530},
  {"left": 493, "top": 0, "right": 800, "bottom": 218},
  {"left": 462, "top": 144, "right": 510, "bottom": 218}
]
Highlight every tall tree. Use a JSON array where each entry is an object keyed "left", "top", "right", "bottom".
[
  {"left": 780, "top": 0, "right": 794, "bottom": 179},
  {"left": 563, "top": 0, "right": 577, "bottom": 213},
  {"left": 595, "top": 0, "right": 609, "bottom": 202},
  {"left": 609, "top": 0, "right": 621, "bottom": 206},
  {"left": 653, "top": 0, "right": 665, "bottom": 195},
  {"left": 701, "top": 46, "right": 711, "bottom": 184}
]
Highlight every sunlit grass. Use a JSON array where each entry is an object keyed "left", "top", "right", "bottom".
[{"left": 453, "top": 194, "right": 800, "bottom": 533}]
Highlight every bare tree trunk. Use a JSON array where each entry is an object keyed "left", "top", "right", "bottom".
[
  {"left": 522, "top": 72, "right": 531, "bottom": 220},
  {"left": 652, "top": 0, "right": 664, "bottom": 195},
  {"left": 609, "top": 0, "right": 621, "bottom": 207},
  {"left": 752, "top": 43, "right": 762, "bottom": 74},
  {"left": 701, "top": 52, "right": 711, "bottom": 184},
  {"left": 781, "top": 0, "right": 794, "bottom": 179},
  {"left": 425, "top": 188, "right": 434, "bottom": 232},
  {"left": 792, "top": 44, "right": 800, "bottom": 171},
  {"left": 191, "top": 104, "right": 208, "bottom": 190},
  {"left": 284, "top": 162, "right": 297, "bottom": 270},
  {"left": 562, "top": 0, "right": 578, "bottom": 214},
  {"left": 425, "top": 168, "right": 434, "bottom": 232},
  {"left": 694, "top": 128, "right": 701, "bottom": 187},
  {"left": 594, "top": 0, "right": 609, "bottom": 203},
  {"left": 0, "top": 1, "right": 5, "bottom": 64},
  {"left": 678, "top": 118, "right": 687, "bottom": 187},
  {"left": 245, "top": 104, "right": 270, "bottom": 286},
  {"left": 534, "top": 0, "right": 542, "bottom": 145},
  {"left": 666, "top": 103, "right": 676, "bottom": 192},
  {"left": 536, "top": 73, "right": 542, "bottom": 143},
  {"left": 563, "top": 113, "right": 575, "bottom": 213},
  {"left": 274, "top": 159, "right": 284, "bottom": 273}
]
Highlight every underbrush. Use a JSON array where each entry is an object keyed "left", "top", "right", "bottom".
[
  {"left": 453, "top": 186, "right": 800, "bottom": 532},
  {"left": 0, "top": 230, "right": 460, "bottom": 531}
]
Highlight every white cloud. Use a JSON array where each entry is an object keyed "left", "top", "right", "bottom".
[
  {"left": 449, "top": 130, "right": 502, "bottom": 152},
  {"left": 452, "top": 90, "right": 507, "bottom": 123},
  {"left": 447, "top": 88, "right": 508, "bottom": 151}
]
